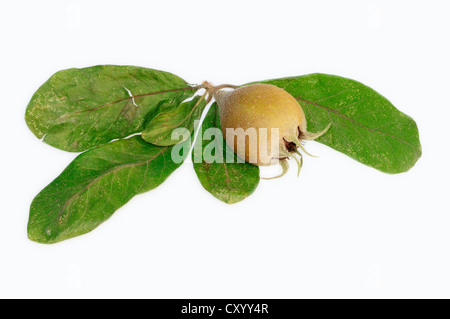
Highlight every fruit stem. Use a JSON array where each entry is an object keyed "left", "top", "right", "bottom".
[{"left": 200, "top": 81, "right": 239, "bottom": 97}]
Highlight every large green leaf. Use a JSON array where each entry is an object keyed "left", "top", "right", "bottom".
[
  {"left": 25, "top": 65, "right": 196, "bottom": 152},
  {"left": 28, "top": 135, "right": 191, "bottom": 244},
  {"left": 142, "top": 94, "right": 207, "bottom": 146},
  {"left": 253, "top": 74, "right": 421, "bottom": 174},
  {"left": 193, "top": 103, "right": 260, "bottom": 204}
]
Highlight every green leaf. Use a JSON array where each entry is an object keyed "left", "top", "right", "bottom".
[
  {"left": 28, "top": 135, "right": 191, "bottom": 244},
  {"left": 253, "top": 73, "right": 421, "bottom": 174},
  {"left": 192, "top": 103, "right": 260, "bottom": 204},
  {"left": 142, "top": 94, "right": 207, "bottom": 146},
  {"left": 25, "top": 65, "right": 196, "bottom": 152}
]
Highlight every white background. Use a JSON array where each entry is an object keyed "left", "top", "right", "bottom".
[{"left": 0, "top": 0, "right": 449, "bottom": 299}]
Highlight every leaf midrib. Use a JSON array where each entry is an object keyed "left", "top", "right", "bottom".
[
  {"left": 296, "top": 97, "right": 420, "bottom": 156},
  {"left": 211, "top": 105, "right": 231, "bottom": 189},
  {"left": 53, "top": 145, "right": 169, "bottom": 226},
  {"left": 160, "top": 94, "right": 206, "bottom": 132},
  {"left": 57, "top": 87, "right": 196, "bottom": 120}
]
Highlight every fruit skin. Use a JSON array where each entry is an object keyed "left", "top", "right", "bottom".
[{"left": 214, "top": 83, "right": 308, "bottom": 166}]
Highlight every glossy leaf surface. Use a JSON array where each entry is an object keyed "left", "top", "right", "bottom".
[
  {"left": 26, "top": 65, "right": 196, "bottom": 152},
  {"left": 192, "top": 103, "right": 260, "bottom": 204},
  {"left": 254, "top": 74, "right": 421, "bottom": 173},
  {"left": 28, "top": 136, "right": 190, "bottom": 244},
  {"left": 142, "top": 94, "right": 207, "bottom": 146}
]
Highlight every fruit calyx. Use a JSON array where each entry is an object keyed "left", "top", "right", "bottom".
[{"left": 274, "top": 122, "right": 331, "bottom": 179}]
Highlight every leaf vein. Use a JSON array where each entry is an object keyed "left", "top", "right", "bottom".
[{"left": 296, "top": 97, "right": 419, "bottom": 156}]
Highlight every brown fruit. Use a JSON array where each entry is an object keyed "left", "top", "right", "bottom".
[{"left": 213, "top": 83, "right": 330, "bottom": 178}]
